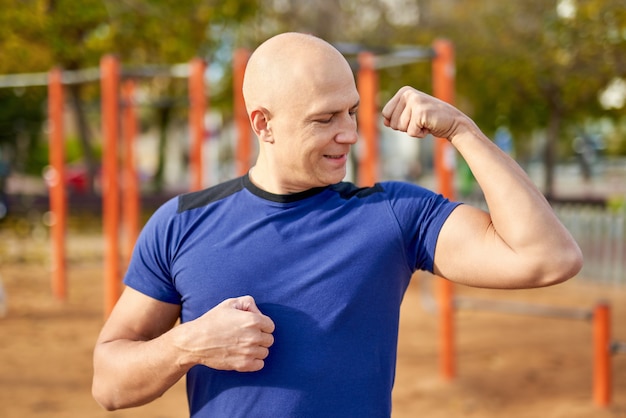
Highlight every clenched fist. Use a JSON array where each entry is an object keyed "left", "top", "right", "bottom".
[
  {"left": 382, "top": 86, "right": 475, "bottom": 141},
  {"left": 176, "top": 296, "right": 275, "bottom": 372}
]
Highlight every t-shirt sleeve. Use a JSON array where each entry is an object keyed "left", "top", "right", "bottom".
[
  {"left": 383, "top": 181, "right": 462, "bottom": 273},
  {"left": 123, "top": 197, "right": 182, "bottom": 305}
]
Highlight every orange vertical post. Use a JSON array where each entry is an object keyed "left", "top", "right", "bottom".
[
  {"left": 101, "top": 55, "right": 121, "bottom": 318},
  {"left": 188, "top": 58, "right": 207, "bottom": 191},
  {"left": 47, "top": 68, "right": 67, "bottom": 301},
  {"left": 357, "top": 52, "right": 378, "bottom": 186},
  {"left": 432, "top": 39, "right": 456, "bottom": 198},
  {"left": 432, "top": 39, "right": 456, "bottom": 381},
  {"left": 233, "top": 48, "right": 251, "bottom": 176},
  {"left": 122, "top": 80, "right": 140, "bottom": 265},
  {"left": 593, "top": 303, "right": 611, "bottom": 407}
]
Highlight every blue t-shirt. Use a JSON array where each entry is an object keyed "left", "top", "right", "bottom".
[{"left": 124, "top": 174, "right": 460, "bottom": 417}]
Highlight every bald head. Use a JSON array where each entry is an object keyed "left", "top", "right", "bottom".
[
  {"left": 242, "top": 33, "right": 355, "bottom": 115},
  {"left": 241, "top": 33, "right": 360, "bottom": 193}
]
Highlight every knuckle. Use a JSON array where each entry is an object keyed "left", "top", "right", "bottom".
[
  {"left": 238, "top": 358, "right": 264, "bottom": 372},
  {"left": 259, "top": 347, "right": 270, "bottom": 359},
  {"left": 240, "top": 295, "right": 254, "bottom": 303}
]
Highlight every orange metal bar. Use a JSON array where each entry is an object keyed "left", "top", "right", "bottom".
[
  {"left": 101, "top": 55, "right": 121, "bottom": 318},
  {"left": 432, "top": 39, "right": 456, "bottom": 381},
  {"left": 188, "top": 58, "right": 207, "bottom": 191},
  {"left": 357, "top": 52, "right": 378, "bottom": 186},
  {"left": 47, "top": 68, "right": 67, "bottom": 301},
  {"left": 593, "top": 303, "right": 611, "bottom": 407},
  {"left": 432, "top": 39, "right": 456, "bottom": 199},
  {"left": 122, "top": 80, "right": 140, "bottom": 266},
  {"left": 233, "top": 48, "right": 251, "bottom": 176}
]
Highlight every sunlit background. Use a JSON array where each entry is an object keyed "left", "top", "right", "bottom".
[
  {"left": 1, "top": 0, "right": 624, "bottom": 280},
  {"left": 0, "top": 1, "right": 625, "bottom": 417}
]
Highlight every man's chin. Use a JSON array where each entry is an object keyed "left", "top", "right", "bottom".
[{"left": 323, "top": 171, "right": 347, "bottom": 186}]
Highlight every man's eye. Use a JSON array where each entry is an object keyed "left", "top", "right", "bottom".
[{"left": 315, "top": 116, "right": 333, "bottom": 124}]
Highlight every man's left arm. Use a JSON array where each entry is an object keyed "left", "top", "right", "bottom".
[{"left": 382, "top": 86, "right": 582, "bottom": 289}]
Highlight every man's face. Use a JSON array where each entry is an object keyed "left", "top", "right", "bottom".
[{"left": 268, "top": 67, "right": 360, "bottom": 192}]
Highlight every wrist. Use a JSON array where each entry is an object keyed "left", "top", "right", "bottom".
[{"left": 449, "top": 118, "right": 484, "bottom": 146}]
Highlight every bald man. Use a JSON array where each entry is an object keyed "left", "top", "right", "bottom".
[{"left": 92, "top": 33, "right": 582, "bottom": 417}]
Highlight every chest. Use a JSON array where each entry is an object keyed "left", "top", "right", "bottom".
[{"left": 170, "top": 200, "right": 411, "bottom": 322}]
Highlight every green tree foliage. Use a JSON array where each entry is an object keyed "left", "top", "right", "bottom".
[
  {"left": 0, "top": 0, "right": 624, "bottom": 197},
  {"left": 431, "top": 0, "right": 625, "bottom": 196},
  {"left": 259, "top": 0, "right": 625, "bottom": 196},
  {"left": 0, "top": 0, "right": 258, "bottom": 191},
  {"left": 0, "top": 88, "right": 47, "bottom": 175},
  {"left": 253, "top": 0, "right": 625, "bottom": 196},
  {"left": 0, "top": 0, "right": 259, "bottom": 71}
]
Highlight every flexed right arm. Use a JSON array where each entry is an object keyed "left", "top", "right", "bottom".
[{"left": 92, "top": 288, "right": 275, "bottom": 411}]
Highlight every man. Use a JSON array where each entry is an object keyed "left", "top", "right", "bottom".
[{"left": 92, "top": 32, "right": 582, "bottom": 417}]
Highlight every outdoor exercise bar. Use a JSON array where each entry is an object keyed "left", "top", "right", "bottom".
[
  {"left": 121, "top": 79, "right": 140, "bottom": 265},
  {"left": 431, "top": 39, "right": 457, "bottom": 381},
  {"left": 99, "top": 56, "right": 210, "bottom": 317},
  {"left": 454, "top": 294, "right": 617, "bottom": 407},
  {"left": 357, "top": 51, "right": 378, "bottom": 186},
  {"left": 101, "top": 55, "right": 122, "bottom": 317},
  {"left": 234, "top": 48, "right": 252, "bottom": 176},
  {"left": 47, "top": 67, "right": 67, "bottom": 301},
  {"left": 188, "top": 58, "right": 207, "bottom": 192},
  {"left": 40, "top": 55, "right": 220, "bottom": 316},
  {"left": 593, "top": 302, "right": 611, "bottom": 407}
]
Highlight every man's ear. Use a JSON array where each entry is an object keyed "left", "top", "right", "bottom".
[{"left": 250, "top": 107, "right": 274, "bottom": 143}]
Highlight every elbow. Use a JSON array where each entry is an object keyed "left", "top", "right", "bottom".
[
  {"left": 535, "top": 241, "right": 584, "bottom": 287},
  {"left": 92, "top": 384, "right": 118, "bottom": 412},
  {"left": 558, "top": 243, "right": 584, "bottom": 283},
  {"left": 92, "top": 375, "right": 129, "bottom": 412},
  {"left": 92, "top": 368, "right": 166, "bottom": 411},
  {"left": 92, "top": 356, "right": 120, "bottom": 411},
  {"left": 92, "top": 368, "right": 130, "bottom": 412}
]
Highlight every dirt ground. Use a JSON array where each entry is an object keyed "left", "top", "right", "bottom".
[{"left": 0, "top": 227, "right": 625, "bottom": 418}]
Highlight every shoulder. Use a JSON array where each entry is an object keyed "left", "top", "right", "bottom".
[
  {"left": 375, "top": 180, "right": 461, "bottom": 221},
  {"left": 177, "top": 176, "right": 245, "bottom": 213},
  {"left": 140, "top": 177, "right": 246, "bottom": 235}
]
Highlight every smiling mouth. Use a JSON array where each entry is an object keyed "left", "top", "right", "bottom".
[{"left": 324, "top": 154, "right": 345, "bottom": 159}]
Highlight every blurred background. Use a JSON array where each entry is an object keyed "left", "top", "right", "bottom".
[
  {"left": 0, "top": 2, "right": 625, "bottom": 417},
  {"left": 0, "top": 0, "right": 624, "bottom": 279}
]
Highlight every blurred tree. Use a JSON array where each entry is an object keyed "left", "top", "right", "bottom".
[
  {"left": 0, "top": 88, "right": 47, "bottom": 176},
  {"left": 252, "top": 0, "right": 625, "bottom": 197},
  {"left": 1, "top": 0, "right": 624, "bottom": 198},
  {"left": 419, "top": 0, "right": 626, "bottom": 197},
  {"left": 0, "top": 0, "right": 259, "bottom": 192}
]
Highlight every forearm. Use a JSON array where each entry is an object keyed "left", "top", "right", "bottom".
[
  {"left": 92, "top": 326, "right": 192, "bottom": 411},
  {"left": 92, "top": 293, "right": 275, "bottom": 410}
]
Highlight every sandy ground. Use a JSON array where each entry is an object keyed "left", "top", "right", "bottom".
[{"left": 0, "top": 228, "right": 625, "bottom": 418}]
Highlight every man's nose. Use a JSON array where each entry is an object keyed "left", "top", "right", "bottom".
[{"left": 335, "top": 114, "right": 358, "bottom": 144}]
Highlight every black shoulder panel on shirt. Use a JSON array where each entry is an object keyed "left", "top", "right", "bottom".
[
  {"left": 177, "top": 176, "right": 244, "bottom": 213},
  {"left": 331, "top": 182, "right": 384, "bottom": 199}
]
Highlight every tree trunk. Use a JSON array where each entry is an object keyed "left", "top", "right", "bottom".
[
  {"left": 153, "top": 101, "right": 172, "bottom": 193},
  {"left": 544, "top": 105, "right": 562, "bottom": 201}
]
